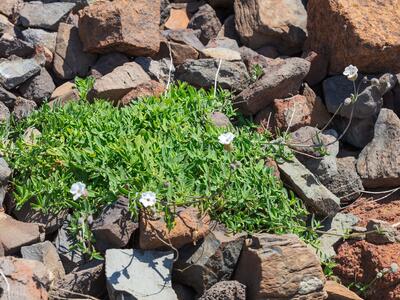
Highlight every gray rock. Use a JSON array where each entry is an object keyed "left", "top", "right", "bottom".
[
  {"left": 366, "top": 219, "right": 399, "bottom": 244},
  {"left": 19, "top": 68, "right": 55, "bottom": 103},
  {"left": 176, "top": 59, "right": 250, "bottom": 91},
  {"left": 206, "top": 36, "right": 240, "bottom": 51},
  {"left": 0, "top": 101, "right": 10, "bottom": 123},
  {"left": 209, "top": 111, "right": 232, "bottom": 127},
  {"left": 277, "top": 155, "right": 341, "bottom": 217},
  {"left": 0, "top": 157, "right": 11, "bottom": 183},
  {"left": 22, "top": 28, "right": 57, "bottom": 52},
  {"left": 12, "top": 97, "right": 37, "bottom": 121},
  {"left": 18, "top": 1, "right": 75, "bottom": 31},
  {"left": 21, "top": 240, "right": 65, "bottom": 280},
  {"left": 0, "top": 86, "right": 17, "bottom": 108},
  {"left": 0, "top": 33, "right": 35, "bottom": 58},
  {"left": 173, "top": 229, "right": 246, "bottom": 295},
  {"left": 106, "top": 249, "right": 177, "bottom": 300},
  {"left": 233, "top": 57, "right": 310, "bottom": 115},
  {"left": 163, "top": 29, "right": 205, "bottom": 52},
  {"left": 53, "top": 23, "right": 97, "bottom": 79},
  {"left": 334, "top": 115, "right": 376, "bottom": 149},
  {"left": 200, "top": 47, "right": 241, "bottom": 61},
  {"left": 319, "top": 213, "right": 359, "bottom": 259},
  {"left": 0, "top": 0, "right": 20, "bottom": 18},
  {"left": 92, "top": 196, "right": 138, "bottom": 253},
  {"left": 173, "top": 283, "right": 196, "bottom": 300},
  {"left": 91, "top": 53, "right": 129, "bottom": 79},
  {"left": 238, "top": 45, "right": 271, "bottom": 70},
  {"left": 135, "top": 57, "right": 174, "bottom": 85},
  {"left": 357, "top": 108, "right": 400, "bottom": 188},
  {"left": 0, "top": 57, "right": 41, "bottom": 90},
  {"left": 0, "top": 14, "right": 15, "bottom": 36},
  {"left": 199, "top": 281, "right": 246, "bottom": 300},
  {"left": 188, "top": 4, "right": 221, "bottom": 44}
]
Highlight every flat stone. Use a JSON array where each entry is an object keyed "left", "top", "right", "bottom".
[
  {"left": 165, "top": 7, "right": 190, "bottom": 30},
  {"left": 0, "top": 0, "right": 21, "bottom": 17},
  {"left": 156, "top": 38, "right": 199, "bottom": 65},
  {"left": 135, "top": 57, "right": 174, "bottom": 85},
  {"left": 0, "top": 86, "right": 17, "bottom": 108},
  {"left": 163, "top": 29, "right": 205, "bottom": 52},
  {"left": 188, "top": 4, "right": 221, "bottom": 44},
  {"left": 0, "top": 57, "right": 41, "bottom": 90},
  {"left": 200, "top": 47, "right": 241, "bottom": 61},
  {"left": 199, "top": 281, "right": 246, "bottom": 300},
  {"left": 12, "top": 97, "right": 37, "bottom": 121},
  {"left": 0, "top": 33, "right": 35, "bottom": 58},
  {"left": 90, "top": 52, "right": 129, "bottom": 79},
  {"left": 0, "top": 101, "right": 10, "bottom": 123},
  {"left": 207, "top": 36, "right": 240, "bottom": 51},
  {"left": 106, "top": 249, "right": 177, "bottom": 300},
  {"left": 22, "top": 28, "right": 57, "bottom": 53},
  {"left": 119, "top": 80, "right": 165, "bottom": 106},
  {"left": 325, "top": 280, "right": 363, "bottom": 300},
  {"left": 366, "top": 219, "right": 398, "bottom": 245},
  {"left": 19, "top": 68, "right": 55, "bottom": 104}
]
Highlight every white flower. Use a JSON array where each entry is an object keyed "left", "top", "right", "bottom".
[
  {"left": 343, "top": 65, "right": 358, "bottom": 81},
  {"left": 139, "top": 191, "right": 157, "bottom": 208},
  {"left": 391, "top": 263, "right": 399, "bottom": 273},
  {"left": 218, "top": 132, "right": 235, "bottom": 145},
  {"left": 70, "top": 182, "right": 88, "bottom": 200},
  {"left": 344, "top": 97, "right": 352, "bottom": 106}
]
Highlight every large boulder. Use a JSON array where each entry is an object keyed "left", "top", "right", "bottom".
[
  {"left": 78, "top": 0, "right": 161, "bottom": 57},
  {"left": 234, "top": 0, "right": 307, "bottom": 55},
  {"left": 306, "top": 0, "right": 400, "bottom": 74}
]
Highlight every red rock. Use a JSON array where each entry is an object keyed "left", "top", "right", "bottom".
[
  {"left": 156, "top": 38, "right": 199, "bottom": 65},
  {"left": 165, "top": 8, "right": 190, "bottom": 30},
  {"left": 325, "top": 280, "right": 362, "bottom": 300},
  {"left": 49, "top": 81, "right": 79, "bottom": 107},
  {"left": 118, "top": 80, "right": 165, "bottom": 106}
]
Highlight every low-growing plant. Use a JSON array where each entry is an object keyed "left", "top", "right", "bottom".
[
  {"left": 250, "top": 64, "right": 264, "bottom": 82},
  {"left": 1, "top": 83, "right": 315, "bottom": 257}
]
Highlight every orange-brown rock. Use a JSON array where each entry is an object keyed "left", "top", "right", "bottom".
[
  {"left": 325, "top": 280, "right": 362, "bottom": 300},
  {"left": 165, "top": 8, "right": 190, "bottom": 30},
  {"left": 139, "top": 207, "right": 210, "bottom": 250},
  {"left": 306, "top": 0, "right": 400, "bottom": 74},
  {"left": 118, "top": 80, "right": 165, "bottom": 106},
  {"left": 156, "top": 38, "right": 199, "bottom": 65}
]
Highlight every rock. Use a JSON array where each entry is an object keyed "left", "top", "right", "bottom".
[
  {"left": 200, "top": 47, "right": 241, "bottom": 61},
  {"left": 135, "top": 57, "right": 174, "bottom": 85},
  {"left": 319, "top": 213, "right": 359, "bottom": 260},
  {"left": 23, "top": 127, "right": 41, "bottom": 145},
  {"left": 234, "top": 233, "right": 327, "bottom": 300},
  {"left": 334, "top": 115, "right": 375, "bottom": 149},
  {"left": 0, "top": 212, "right": 43, "bottom": 255},
  {"left": 54, "top": 260, "right": 105, "bottom": 299},
  {"left": 0, "top": 101, "right": 10, "bottom": 123},
  {"left": 335, "top": 240, "right": 400, "bottom": 300},
  {"left": 0, "top": 33, "right": 35, "bottom": 58},
  {"left": 306, "top": 0, "right": 400, "bottom": 74},
  {"left": 90, "top": 52, "right": 129, "bottom": 79},
  {"left": 139, "top": 207, "right": 210, "bottom": 250},
  {"left": 165, "top": 7, "right": 190, "bottom": 30},
  {"left": 78, "top": 0, "right": 161, "bottom": 57},
  {"left": 208, "top": 0, "right": 234, "bottom": 9},
  {"left": 207, "top": 37, "right": 239, "bottom": 51},
  {"left": 22, "top": 28, "right": 57, "bottom": 53},
  {"left": 234, "top": 0, "right": 307, "bottom": 55},
  {"left": 18, "top": 1, "right": 75, "bottom": 31},
  {"left": 119, "top": 80, "right": 165, "bottom": 106},
  {"left": 53, "top": 23, "right": 97, "bottom": 80},
  {"left": 256, "top": 45, "right": 279, "bottom": 58},
  {"left": 163, "top": 29, "right": 205, "bottom": 52},
  {"left": 0, "top": 256, "right": 52, "bottom": 300},
  {"left": 19, "top": 68, "right": 55, "bottom": 103},
  {"left": 90, "top": 62, "right": 151, "bottom": 103},
  {"left": 0, "top": 57, "right": 41, "bottom": 90},
  {"left": 233, "top": 57, "right": 310, "bottom": 115},
  {"left": 366, "top": 219, "right": 398, "bottom": 245},
  {"left": 188, "top": 4, "right": 221, "bottom": 44},
  {"left": 238, "top": 46, "right": 272, "bottom": 70},
  {"left": 209, "top": 111, "right": 232, "bottom": 127},
  {"left": 176, "top": 59, "right": 250, "bottom": 91},
  {"left": 199, "top": 281, "right": 246, "bottom": 300},
  {"left": 12, "top": 97, "right": 37, "bottom": 121},
  {"left": 92, "top": 196, "right": 138, "bottom": 253},
  {"left": 173, "top": 229, "right": 246, "bottom": 294},
  {"left": 325, "top": 280, "right": 362, "bottom": 300},
  {"left": 277, "top": 155, "right": 341, "bottom": 217},
  {"left": 303, "top": 51, "right": 328, "bottom": 86},
  {"left": 173, "top": 283, "right": 196, "bottom": 300},
  {"left": 49, "top": 81, "right": 79, "bottom": 107},
  {"left": 157, "top": 38, "right": 199, "bottom": 65},
  {"left": 0, "top": 0, "right": 20, "bottom": 17},
  {"left": 0, "top": 158, "right": 11, "bottom": 183},
  {"left": 357, "top": 109, "right": 400, "bottom": 188},
  {"left": 106, "top": 249, "right": 177, "bottom": 300},
  {"left": 21, "top": 241, "right": 65, "bottom": 281},
  {"left": 0, "top": 86, "right": 17, "bottom": 108},
  {"left": 217, "top": 15, "right": 239, "bottom": 41}
]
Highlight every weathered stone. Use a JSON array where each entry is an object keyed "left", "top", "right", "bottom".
[
  {"left": 176, "top": 59, "right": 250, "bottom": 91},
  {"left": 188, "top": 4, "right": 221, "bottom": 44},
  {"left": 18, "top": 1, "right": 75, "bottom": 31},
  {"left": 156, "top": 38, "right": 199, "bottom": 65},
  {"left": 78, "top": 0, "right": 161, "bottom": 57},
  {"left": 165, "top": 7, "right": 190, "bottom": 30},
  {"left": 200, "top": 47, "right": 241, "bottom": 61},
  {"left": 334, "top": 115, "right": 376, "bottom": 149},
  {"left": 0, "top": 256, "right": 52, "bottom": 300},
  {"left": 233, "top": 57, "right": 310, "bottom": 115},
  {"left": 173, "top": 283, "right": 196, "bottom": 300},
  {"left": 119, "top": 80, "right": 165, "bottom": 106},
  {"left": 163, "top": 29, "right": 205, "bottom": 52},
  {"left": 302, "top": 51, "right": 328, "bottom": 86},
  {"left": 49, "top": 81, "right": 79, "bottom": 107},
  {"left": 19, "top": 68, "right": 55, "bottom": 103},
  {"left": 325, "top": 280, "right": 362, "bottom": 300},
  {"left": 90, "top": 62, "right": 151, "bottom": 103},
  {"left": 366, "top": 219, "right": 398, "bottom": 245},
  {"left": 0, "top": 212, "right": 43, "bottom": 255},
  {"left": 256, "top": 45, "right": 279, "bottom": 58},
  {"left": 173, "top": 229, "right": 246, "bottom": 294},
  {"left": 0, "top": 14, "right": 14, "bottom": 37},
  {"left": 234, "top": 233, "right": 327, "bottom": 300},
  {"left": 106, "top": 249, "right": 177, "bottom": 300},
  {"left": 209, "top": 111, "right": 232, "bottom": 128},
  {"left": 0, "top": 86, "right": 17, "bottom": 108},
  {"left": 234, "top": 0, "right": 307, "bottom": 55},
  {"left": 140, "top": 207, "right": 210, "bottom": 250},
  {"left": 21, "top": 241, "right": 65, "bottom": 281},
  {"left": 135, "top": 57, "right": 174, "bottom": 85},
  {"left": 207, "top": 37, "right": 239, "bottom": 51},
  {"left": 23, "top": 127, "right": 41, "bottom": 146},
  {"left": 0, "top": 33, "right": 34, "bottom": 58},
  {"left": 0, "top": 158, "right": 11, "bottom": 183},
  {"left": 238, "top": 46, "right": 272, "bottom": 71},
  {"left": 199, "top": 281, "right": 246, "bottom": 300},
  {"left": 306, "top": 0, "right": 400, "bottom": 74},
  {"left": 0, "top": 101, "right": 10, "bottom": 123},
  {"left": 217, "top": 15, "right": 239, "bottom": 41},
  {"left": 12, "top": 97, "right": 37, "bottom": 121},
  {"left": 22, "top": 28, "right": 57, "bottom": 53},
  {"left": 53, "top": 23, "right": 97, "bottom": 80},
  {"left": 0, "top": 57, "right": 40, "bottom": 90},
  {"left": 0, "top": 0, "right": 20, "bottom": 17},
  {"left": 357, "top": 109, "right": 400, "bottom": 188},
  {"left": 90, "top": 52, "right": 129, "bottom": 79},
  {"left": 277, "top": 155, "right": 341, "bottom": 217}
]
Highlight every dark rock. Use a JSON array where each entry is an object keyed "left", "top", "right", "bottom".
[
  {"left": 163, "top": 29, "right": 205, "bottom": 52},
  {"left": 217, "top": 15, "right": 239, "bottom": 41},
  {"left": 199, "top": 281, "right": 246, "bottom": 300},
  {"left": 302, "top": 51, "right": 328, "bottom": 86},
  {"left": 12, "top": 97, "right": 37, "bottom": 121},
  {"left": 0, "top": 101, "right": 10, "bottom": 123},
  {"left": 90, "top": 52, "right": 129, "bottom": 79},
  {"left": 19, "top": 68, "right": 55, "bottom": 103},
  {"left": 188, "top": 4, "right": 222, "bottom": 44},
  {"left": 366, "top": 219, "right": 398, "bottom": 245},
  {"left": 0, "top": 33, "right": 35, "bottom": 58},
  {"left": 135, "top": 57, "right": 174, "bottom": 85},
  {"left": 0, "top": 157, "right": 11, "bottom": 183},
  {"left": 0, "top": 57, "right": 41, "bottom": 90},
  {"left": 334, "top": 115, "right": 376, "bottom": 149},
  {"left": 0, "top": 86, "right": 17, "bottom": 108}
]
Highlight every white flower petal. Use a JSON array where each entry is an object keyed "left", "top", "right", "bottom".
[{"left": 218, "top": 132, "right": 235, "bottom": 145}]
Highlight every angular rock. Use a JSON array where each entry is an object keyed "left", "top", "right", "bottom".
[
  {"left": 119, "top": 80, "right": 165, "bottom": 106},
  {"left": 23, "top": 127, "right": 41, "bottom": 146},
  {"left": 0, "top": 101, "right": 10, "bottom": 123},
  {"left": 200, "top": 47, "right": 241, "bottom": 61},
  {"left": 366, "top": 219, "right": 398, "bottom": 245},
  {"left": 54, "top": 23, "right": 97, "bottom": 80},
  {"left": 303, "top": 50, "right": 328, "bottom": 86},
  {"left": 209, "top": 111, "right": 232, "bottom": 128},
  {"left": 156, "top": 38, "right": 199, "bottom": 65},
  {"left": 325, "top": 280, "right": 362, "bottom": 300},
  {"left": 173, "top": 283, "right": 196, "bottom": 300},
  {"left": 207, "top": 36, "right": 239, "bottom": 51},
  {"left": 21, "top": 241, "right": 65, "bottom": 281},
  {"left": 277, "top": 155, "right": 341, "bottom": 216},
  {"left": 135, "top": 57, "right": 174, "bottom": 85},
  {"left": 256, "top": 45, "right": 279, "bottom": 59},
  {"left": 199, "top": 281, "right": 246, "bottom": 300},
  {"left": 217, "top": 15, "right": 239, "bottom": 41},
  {"left": 106, "top": 249, "right": 177, "bottom": 300},
  {"left": 0, "top": 15, "right": 14, "bottom": 38},
  {"left": 165, "top": 7, "right": 190, "bottom": 30},
  {"left": 173, "top": 229, "right": 246, "bottom": 294},
  {"left": 163, "top": 29, "right": 205, "bottom": 52},
  {"left": 0, "top": 212, "right": 43, "bottom": 255},
  {"left": 12, "top": 97, "right": 37, "bottom": 121},
  {"left": 233, "top": 57, "right": 310, "bottom": 115},
  {"left": 234, "top": 0, "right": 307, "bottom": 55},
  {"left": 0, "top": 57, "right": 41, "bottom": 90},
  {"left": 357, "top": 109, "right": 400, "bottom": 188},
  {"left": 0, "top": 0, "right": 20, "bottom": 17},
  {"left": 301, "top": 83, "right": 331, "bottom": 128},
  {"left": 306, "top": 0, "right": 400, "bottom": 74},
  {"left": 89, "top": 62, "right": 151, "bottom": 103},
  {"left": 238, "top": 46, "right": 272, "bottom": 70},
  {"left": 0, "top": 86, "right": 17, "bottom": 108},
  {"left": 49, "top": 81, "right": 79, "bottom": 107},
  {"left": 18, "top": 1, "right": 75, "bottom": 31},
  {"left": 90, "top": 52, "right": 129, "bottom": 79},
  {"left": 334, "top": 115, "right": 376, "bottom": 149},
  {"left": 19, "top": 68, "right": 55, "bottom": 103},
  {"left": 22, "top": 28, "right": 57, "bottom": 53},
  {"left": 0, "top": 158, "right": 11, "bottom": 183},
  {"left": 176, "top": 59, "right": 249, "bottom": 91},
  {"left": 78, "top": 0, "right": 161, "bottom": 57},
  {"left": 139, "top": 207, "right": 210, "bottom": 250},
  {"left": 188, "top": 4, "right": 221, "bottom": 44},
  {"left": 0, "top": 256, "right": 52, "bottom": 300},
  {"left": 0, "top": 33, "right": 35, "bottom": 58},
  {"left": 234, "top": 233, "right": 327, "bottom": 300},
  {"left": 92, "top": 196, "right": 138, "bottom": 253}
]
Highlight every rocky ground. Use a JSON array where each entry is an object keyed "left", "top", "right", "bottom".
[{"left": 0, "top": 0, "right": 399, "bottom": 299}]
